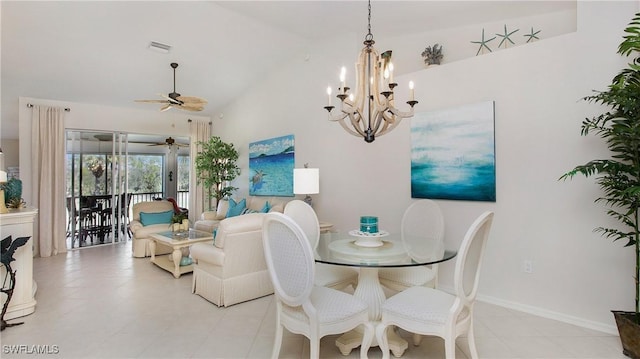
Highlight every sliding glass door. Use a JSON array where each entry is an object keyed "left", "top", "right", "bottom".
[
  {"left": 65, "top": 131, "right": 128, "bottom": 249},
  {"left": 65, "top": 131, "right": 191, "bottom": 250}
]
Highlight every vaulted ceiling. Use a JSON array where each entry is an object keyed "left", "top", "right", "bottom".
[{"left": 1, "top": 1, "right": 575, "bottom": 140}]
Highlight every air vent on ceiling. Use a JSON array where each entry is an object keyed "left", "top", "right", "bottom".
[{"left": 148, "top": 41, "right": 171, "bottom": 53}]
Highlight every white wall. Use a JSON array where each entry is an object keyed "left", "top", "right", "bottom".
[
  {"left": 0, "top": 139, "right": 19, "bottom": 167},
  {"left": 18, "top": 97, "right": 210, "bottom": 206},
  {"left": 213, "top": 1, "right": 638, "bottom": 333}
]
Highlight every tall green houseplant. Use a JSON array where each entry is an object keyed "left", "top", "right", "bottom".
[
  {"left": 560, "top": 13, "right": 640, "bottom": 358},
  {"left": 194, "top": 136, "right": 240, "bottom": 208}
]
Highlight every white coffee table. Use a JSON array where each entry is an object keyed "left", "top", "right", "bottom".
[{"left": 149, "top": 229, "right": 213, "bottom": 278}]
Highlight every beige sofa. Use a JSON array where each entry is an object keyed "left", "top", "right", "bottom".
[
  {"left": 190, "top": 196, "right": 290, "bottom": 307},
  {"left": 194, "top": 196, "right": 288, "bottom": 233},
  {"left": 129, "top": 201, "right": 174, "bottom": 258}
]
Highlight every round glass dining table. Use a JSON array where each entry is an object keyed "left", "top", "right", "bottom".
[{"left": 315, "top": 231, "right": 457, "bottom": 357}]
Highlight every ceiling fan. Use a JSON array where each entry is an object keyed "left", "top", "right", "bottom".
[
  {"left": 135, "top": 62, "right": 207, "bottom": 112},
  {"left": 147, "top": 137, "right": 189, "bottom": 148}
]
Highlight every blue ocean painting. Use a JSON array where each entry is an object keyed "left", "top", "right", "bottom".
[
  {"left": 410, "top": 101, "right": 496, "bottom": 202},
  {"left": 249, "top": 135, "right": 295, "bottom": 196}
]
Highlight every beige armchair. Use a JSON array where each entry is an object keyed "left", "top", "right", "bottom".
[
  {"left": 190, "top": 212, "right": 274, "bottom": 307},
  {"left": 129, "top": 201, "right": 174, "bottom": 258}
]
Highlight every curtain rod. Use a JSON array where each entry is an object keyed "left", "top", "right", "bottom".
[{"left": 26, "top": 103, "right": 71, "bottom": 112}]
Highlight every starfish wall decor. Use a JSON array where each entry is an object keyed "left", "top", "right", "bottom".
[
  {"left": 471, "top": 28, "right": 496, "bottom": 56},
  {"left": 496, "top": 25, "right": 519, "bottom": 48},
  {"left": 524, "top": 27, "right": 541, "bottom": 43},
  {"left": 471, "top": 25, "right": 542, "bottom": 56}
]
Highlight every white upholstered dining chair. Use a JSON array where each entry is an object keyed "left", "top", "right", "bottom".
[
  {"left": 284, "top": 200, "right": 358, "bottom": 290},
  {"left": 262, "top": 213, "right": 374, "bottom": 359},
  {"left": 378, "top": 199, "right": 445, "bottom": 291},
  {"left": 375, "top": 211, "right": 494, "bottom": 359}
]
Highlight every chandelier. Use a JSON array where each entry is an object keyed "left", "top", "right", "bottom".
[{"left": 324, "top": 0, "right": 418, "bottom": 143}]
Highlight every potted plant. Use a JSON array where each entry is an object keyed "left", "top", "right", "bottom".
[
  {"left": 560, "top": 13, "right": 640, "bottom": 359},
  {"left": 194, "top": 136, "right": 241, "bottom": 210},
  {"left": 421, "top": 43, "right": 443, "bottom": 66}
]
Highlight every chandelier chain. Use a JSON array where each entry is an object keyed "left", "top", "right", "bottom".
[{"left": 365, "top": 0, "right": 373, "bottom": 42}]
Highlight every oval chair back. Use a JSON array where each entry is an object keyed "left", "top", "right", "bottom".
[
  {"left": 262, "top": 212, "right": 315, "bottom": 307},
  {"left": 284, "top": 200, "right": 321, "bottom": 250}
]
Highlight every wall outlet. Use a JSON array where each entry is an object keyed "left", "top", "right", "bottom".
[{"left": 524, "top": 260, "right": 533, "bottom": 273}]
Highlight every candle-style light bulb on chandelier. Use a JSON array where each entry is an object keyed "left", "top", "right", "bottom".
[{"left": 324, "top": 0, "right": 418, "bottom": 143}]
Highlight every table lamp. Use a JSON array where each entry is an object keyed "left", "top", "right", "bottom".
[
  {"left": 0, "top": 170, "right": 8, "bottom": 214},
  {"left": 293, "top": 166, "right": 319, "bottom": 207}
]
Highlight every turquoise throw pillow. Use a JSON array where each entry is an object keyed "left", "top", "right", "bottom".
[
  {"left": 140, "top": 210, "right": 174, "bottom": 226},
  {"left": 226, "top": 198, "right": 246, "bottom": 218},
  {"left": 260, "top": 201, "right": 271, "bottom": 213}
]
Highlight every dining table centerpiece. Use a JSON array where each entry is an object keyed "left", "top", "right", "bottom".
[{"left": 560, "top": 12, "right": 640, "bottom": 359}]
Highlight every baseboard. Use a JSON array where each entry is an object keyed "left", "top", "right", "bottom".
[{"left": 437, "top": 285, "right": 618, "bottom": 335}]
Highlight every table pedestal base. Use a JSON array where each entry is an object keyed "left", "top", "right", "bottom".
[
  {"left": 336, "top": 324, "right": 408, "bottom": 357},
  {"left": 335, "top": 267, "right": 408, "bottom": 357}
]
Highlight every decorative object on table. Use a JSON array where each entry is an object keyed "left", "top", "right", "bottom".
[
  {"left": 348, "top": 229, "right": 389, "bottom": 248},
  {"left": 471, "top": 28, "right": 496, "bottom": 56},
  {"left": 248, "top": 134, "right": 294, "bottom": 196},
  {"left": 496, "top": 24, "right": 519, "bottom": 49},
  {"left": 293, "top": 164, "right": 319, "bottom": 207},
  {"left": 194, "top": 136, "right": 240, "bottom": 209},
  {"left": 559, "top": 13, "right": 640, "bottom": 359},
  {"left": 421, "top": 43, "right": 443, "bottom": 66},
  {"left": 179, "top": 256, "right": 193, "bottom": 266},
  {"left": 3, "top": 178, "right": 24, "bottom": 209},
  {"left": 170, "top": 213, "right": 189, "bottom": 233},
  {"left": 411, "top": 101, "right": 496, "bottom": 202},
  {"left": 323, "top": 0, "right": 418, "bottom": 143},
  {"left": 524, "top": 27, "right": 541, "bottom": 43},
  {"left": 1, "top": 235, "right": 31, "bottom": 331},
  {"left": 359, "top": 216, "right": 379, "bottom": 234},
  {"left": 352, "top": 216, "right": 386, "bottom": 247},
  {"left": 0, "top": 171, "right": 8, "bottom": 214}
]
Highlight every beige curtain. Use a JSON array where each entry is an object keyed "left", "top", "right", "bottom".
[
  {"left": 31, "top": 105, "right": 67, "bottom": 257},
  {"left": 189, "top": 120, "right": 211, "bottom": 222}
]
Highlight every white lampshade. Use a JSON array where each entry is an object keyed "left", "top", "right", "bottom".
[
  {"left": 0, "top": 170, "right": 7, "bottom": 183},
  {"left": 293, "top": 168, "right": 319, "bottom": 195}
]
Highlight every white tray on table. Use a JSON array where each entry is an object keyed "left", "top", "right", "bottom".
[{"left": 348, "top": 230, "right": 389, "bottom": 247}]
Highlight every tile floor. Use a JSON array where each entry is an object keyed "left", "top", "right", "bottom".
[{"left": 0, "top": 243, "right": 628, "bottom": 358}]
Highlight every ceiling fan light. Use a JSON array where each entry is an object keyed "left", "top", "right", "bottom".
[{"left": 148, "top": 41, "right": 171, "bottom": 54}]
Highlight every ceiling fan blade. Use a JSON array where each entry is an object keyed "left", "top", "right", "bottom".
[
  {"left": 160, "top": 104, "right": 173, "bottom": 112},
  {"left": 180, "top": 103, "right": 205, "bottom": 111},
  {"left": 135, "top": 99, "right": 168, "bottom": 103},
  {"left": 177, "top": 96, "right": 208, "bottom": 104}
]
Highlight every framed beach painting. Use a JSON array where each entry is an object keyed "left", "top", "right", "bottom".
[
  {"left": 249, "top": 134, "right": 295, "bottom": 196},
  {"left": 410, "top": 101, "right": 496, "bottom": 202}
]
